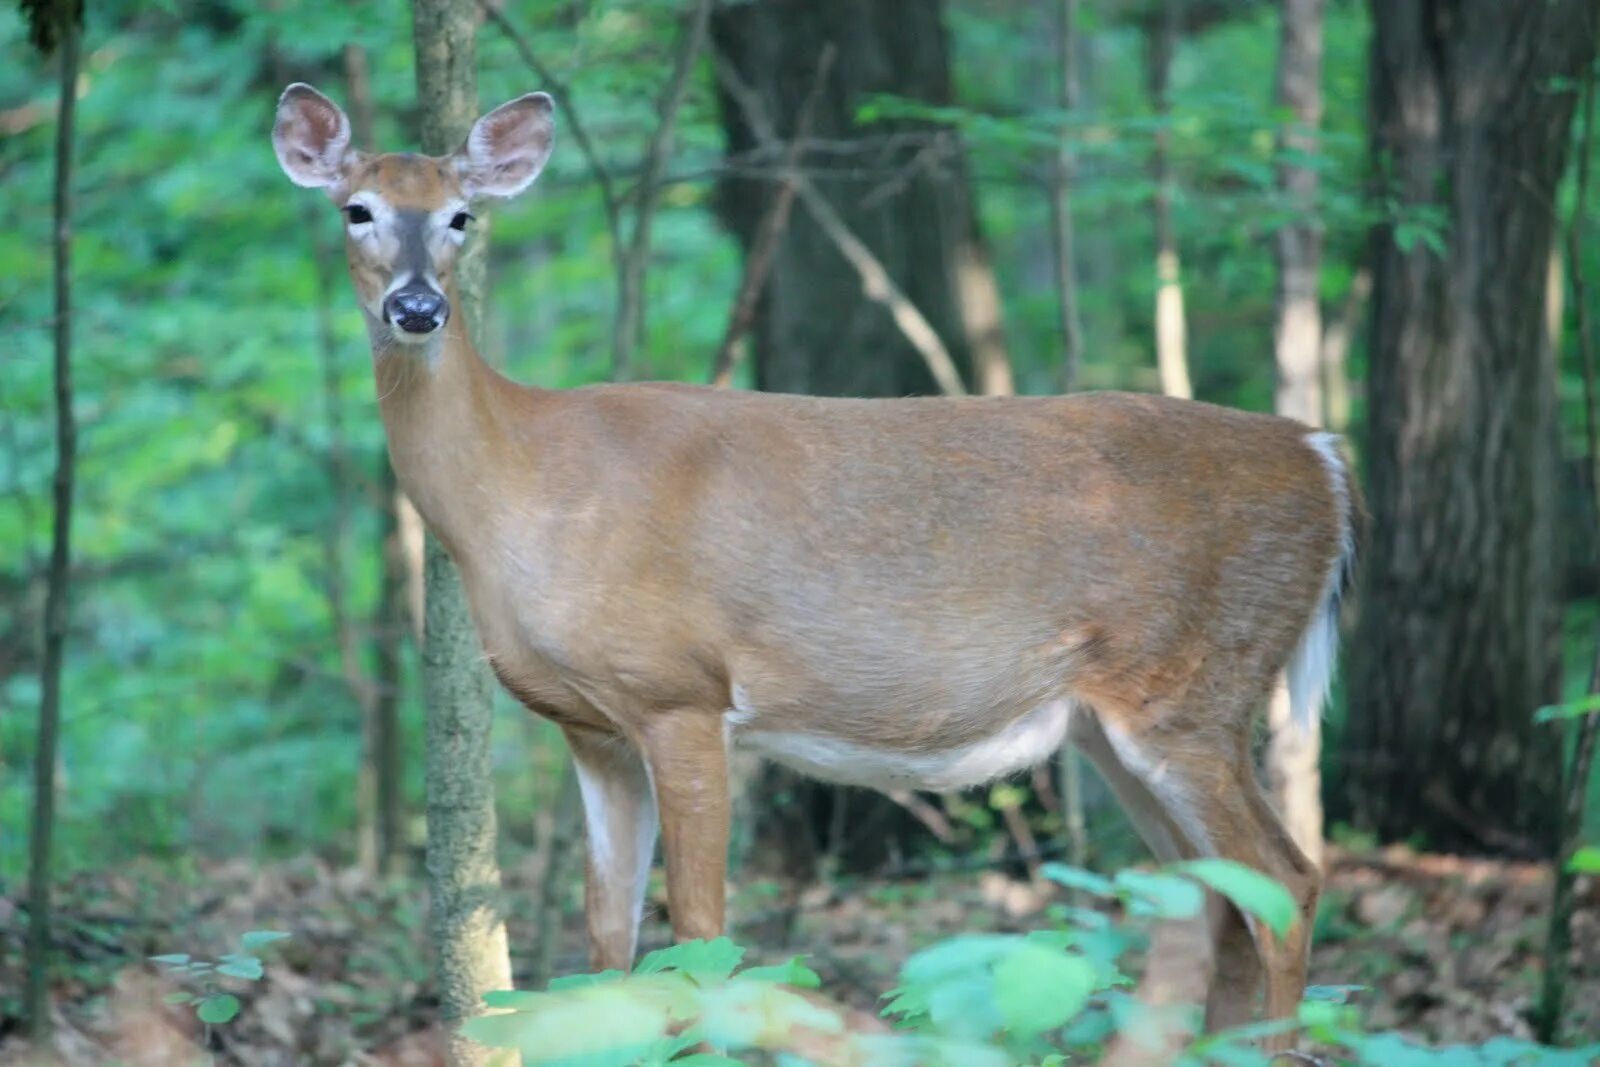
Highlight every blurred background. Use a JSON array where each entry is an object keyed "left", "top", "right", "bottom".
[{"left": 2, "top": 0, "right": 1599, "bottom": 1062}]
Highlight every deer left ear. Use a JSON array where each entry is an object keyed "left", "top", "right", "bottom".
[
  {"left": 455, "top": 92, "right": 555, "bottom": 200},
  {"left": 273, "top": 83, "right": 355, "bottom": 190}
]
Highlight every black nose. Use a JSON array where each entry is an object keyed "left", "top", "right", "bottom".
[{"left": 383, "top": 286, "right": 448, "bottom": 334}]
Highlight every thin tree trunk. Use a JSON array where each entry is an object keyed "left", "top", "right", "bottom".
[
  {"left": 1266, "top": 0, "right": 1326, "bottom": 869},
  {"left": 413, "top": 2, "right": 516, "bottom": 1061},
  {"left": 528, "top": 759, "right": 583, "bottom": 991},
  {"left": 610, "top": 0, "right": 712, "bottom": 381},
  {"left": 1535, "top": 58, "right": 1598, "bottom": 1045},
  {"left": 1049, "top": 0, "right": 1087, "bottom": 395},
  {"left": 1346, "top": 0, "right": 1596, "bottom": 853},
  {"left": 26, "top": 12, "right": 79, "bottom": 1042},
  {"left": 1147, "top": 0, "right": 1191, "bottom": 400},
  {"left": 1051, "top": 0, "right": 1089, "bottom": 871},
  {"left": 1320, "top": 264, "right": 1369, "bottom": 432}
]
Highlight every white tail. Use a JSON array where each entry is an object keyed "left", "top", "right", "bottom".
[
  {"left": 273, "top": 82, "right": 1363, "bottom": 1053},
  {"left": 1288, "top": 431, "right": 1359, "bottom": 727}
]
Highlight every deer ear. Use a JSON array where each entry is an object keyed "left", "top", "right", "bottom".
[
  {"left": 273, "top": 83, "right": 354, "bottom": 189},
  {"left": 455, "top": 92, "right": 555, "bottom": 200}
]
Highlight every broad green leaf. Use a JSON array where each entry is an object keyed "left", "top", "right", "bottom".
[
  {"left": 162, "top": 991, "right": 194, "bottom": 1004},
  {"left": 1535, "top": 693, "right": 1600, "bottom": 722},
  {"left": 196, "top": 993, "right": 241, "bottom": 1024},
  {"left": 1176, "top": 859, "right": 1297, "bottom": 938},
  {"left": 1569, "top": 845, "right": 1600, "bottom": 873},
  {"left": 992, "top": 945, "right": 1095, "bottom": 1037},
  {"left": 149, "top": 954, "right": 190, "bottom": 966},
  {"left": 740, "top": 956, "right": 822, "bottom": 989},
  {"left": 1115, "top": 869, "right": 1205, "bottom": 921},
  {"left": 1041, "top": 864, "right": 1116, "bottom": 898},
  {"left": 240, "top": 930, "right": 290, "bottom": 950},
  {"left": 635, "top": 937, "right": 744, "bottom": 981},
  {"left": 216, "top": 956, "right": 264, "bottom": 981},
  {"left": 547, "top": 969, "right": 626, "bottom": 991}
]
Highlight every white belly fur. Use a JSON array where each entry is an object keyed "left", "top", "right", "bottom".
[{"left": 732, "top": 698, "right": 1074, "bottom": 792}]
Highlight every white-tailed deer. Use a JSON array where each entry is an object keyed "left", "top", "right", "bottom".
[{"left": 273, "top": 83, "right": 1359, "bottom": 1046}]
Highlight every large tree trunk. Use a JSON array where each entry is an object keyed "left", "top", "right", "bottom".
[
  {"left": 1266, "top": 0, "right": 1326, "bottom": 869},
  {"left": 711, "top": 0, "right": 991, "bottom": 877},
  {"left": 713, "top": 0, "right": 979, "bottom": 400},
  {"left": 1345, "top": 0, "right": 1597, "bottom": 855},
  {"left": 412, "top": 2, "right": 516, "bottom": 1062},
  {"left": 25, "top": 7, "right": 80, "bottom": 1042}
]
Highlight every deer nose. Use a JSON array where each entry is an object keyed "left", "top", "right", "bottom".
[{"left": 383, "top": 285, "right": 449, "bottom": 334}]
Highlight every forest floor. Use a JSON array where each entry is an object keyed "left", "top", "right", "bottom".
[{"left": 1, "top": 844, "right": 1596, "bottom": 1065}]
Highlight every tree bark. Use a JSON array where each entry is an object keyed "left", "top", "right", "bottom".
[
  {"left": 25, "top": 9, "right": 79, "bottom": 1042},
  {"left": 1266, "top": 0, "right": 1326, "bottom": 869},
  {"left": 712, "top": 0, "right": 977, "bottom": 400},
  {"left": 1346, "top": 0, "right": 1598, "bottom": 854},
  {"left": 412, "top": 2, "right": 516, "bottom": 1061},
  {"left": 1146, "top": 0, "right": 1192, "bottom": 400},
  {"left": 711, "top": 0, "right": 984, "bottom": 876},
  {"left": 1050, "top": 0, "right": 1088, "bottom": 396}
]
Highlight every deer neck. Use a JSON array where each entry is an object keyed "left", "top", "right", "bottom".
[{"left": 365, "top": 290, "right": 521, "bottom": 557}]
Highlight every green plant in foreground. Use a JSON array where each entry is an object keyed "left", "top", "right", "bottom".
[
  {"left": 463, "top": 860, "right": 1600, "bottom": 1066},
  {"left": 149, "top": 930, "right": 290, "bottom": 1032}
]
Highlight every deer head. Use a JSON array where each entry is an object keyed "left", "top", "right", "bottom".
[{"left": 271, "top": 82, "right": 554, "bottom": 343}]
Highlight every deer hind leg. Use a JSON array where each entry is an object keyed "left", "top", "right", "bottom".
[
  {"left": 1096, "top": 714, "right": 1320, "bottom": 1048},
  {"left": 1072, "top": 707, "right": 1225, "bottom": 1050},
  {"left": 565, "top": 727, "right": 659, "bottom": 972}
]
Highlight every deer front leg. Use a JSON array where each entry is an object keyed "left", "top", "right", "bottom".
[
  {"left": 565, "top": 727, "right": 659, "bottom": 973},
  {"left": 639, "top": 710, "right": 731, "bottom": 943}
]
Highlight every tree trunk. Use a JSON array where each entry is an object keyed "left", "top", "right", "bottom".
[
  {"left": 712, "top": 0, "right": 984, "bottom": 876},
  {"left": 412, "top": 2, "right": 516, "bottom": 1062},
  {"left": 712, "top": 0, "right": 976, "bottom": 400},
  {"left": 1147, "top": 0, "right": 1192, "bottom": 400},
  {"left": 1345, "top": 0, "right": 1597, "bottom": 855},
  {"left": 25, "top": 10, "right": 79, "bottom": 1042},
  {"left": 1266, "top": 0, "right": 1326, "bottom": 869}
]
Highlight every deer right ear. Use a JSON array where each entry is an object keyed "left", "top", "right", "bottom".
[{"left": 273, "top": 83, "right": 354, "bottom": 190}]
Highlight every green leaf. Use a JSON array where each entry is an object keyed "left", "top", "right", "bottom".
[
  {"left": 1041, "top": 864, "right": 1116, "bottom": 898},
  {"left": 670, "top": 1056, "right": 744, "bottom": 1066},
  {"left": 992, "top": 945, "right": 1095, "bottom": 1037},
  {"left": 149, "top": 954, "right": 191, "bottom": 966},
  {"left": 216, "top": 957, "right": 264, "bottom": 981},
  {"left": 740, "top": 956, "right": 821, "bottom": 989},
  {"left": 240, "top": 930, "right": 290, "bottom": 951},
  {"left": 162, "top": 991, "right": 195, "bottom": 1005},
  {"left": 196, "top": 993, "right": 241, "bottom": 1024},
  {"left": 1175, "top": 859, "right": 1297, "bottom": 938},
  {"left": 1569, "top": 846, "right": 1600, "bottom": 874},
  {"left": 548, "top": 969, "right": 626, "bottom": 991},
  {"left": 1535, "top": 693, "right": 1600, "bottom": 722},
  {"left": 635, "top": 938, "right": 744, "bottom": 982},
  {"left": 1114, "top": 869, "right": 1205, "bottom": 921}
]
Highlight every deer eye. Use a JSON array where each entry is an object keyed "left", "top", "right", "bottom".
[
  {"left": 344, "top": 204, "right": 373, "bottom": 225},
  {"left": 449, "top": 211, "right": 473, "bottom": 231}
]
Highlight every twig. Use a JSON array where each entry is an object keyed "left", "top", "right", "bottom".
[
  {"left": 27, "top": 11, "right": 80, "bottom": 1041},
  {"left": 884, "top": 790, "right": 955, "bottom": 844},
  {"left": 713, "top": 50, "right": 968, "bottom": 398},
  {"left": 612, "top": 0, "right": 713, "bottom": 380},
  {"left": 709, "top": 45, "right": 835, "bottom": 388},
  {"left": 1535, "top": 56, "right": 1598, "bottom": 1046},
  {"left": 478, "top": 0, "right": 623, "bottom": 253}
]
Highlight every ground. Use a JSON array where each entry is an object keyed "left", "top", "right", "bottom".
[{"left": 1, "top": 845, "right": 1596, "bottom": 1065}]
